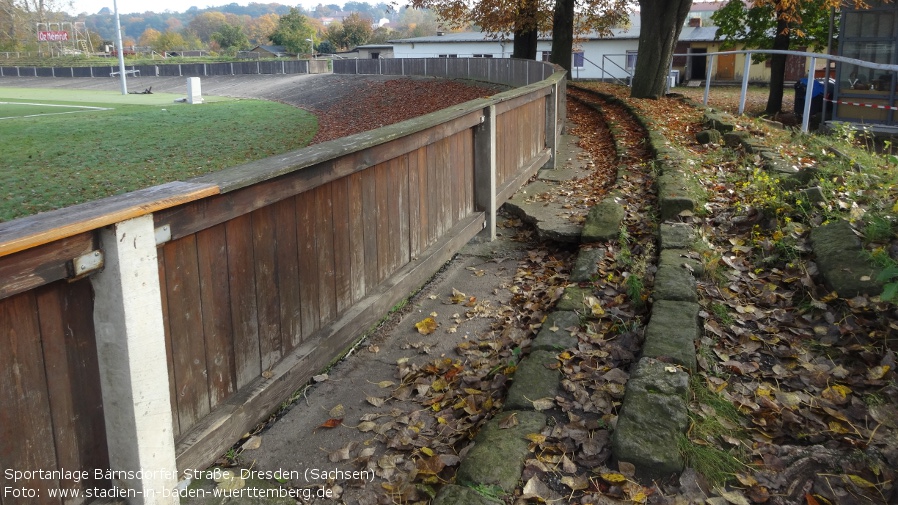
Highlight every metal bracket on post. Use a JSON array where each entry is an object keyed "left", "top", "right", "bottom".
[
  {"left": 155, "top": 224, "right": 171, "bottom": 246},
  {"left": 69, "top": 250, "right": 104, "bottom": 281}
]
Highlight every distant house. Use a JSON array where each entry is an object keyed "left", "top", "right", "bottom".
[
  {"left": 389, "top": 28, "right": 747, "bottom": 82},
  {"left": 248, "top": 45, "right": 293, "bottom": 58},
  {"left": 356, "top": 44, "right": 394, "bottom": 59}
]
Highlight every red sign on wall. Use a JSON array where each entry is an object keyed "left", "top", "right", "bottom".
[{"left": 38, "top": 31, "right": 69, "bottom": 42}]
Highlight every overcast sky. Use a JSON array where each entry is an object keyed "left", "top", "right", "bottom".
[{"left": 65, "top": 0, "right": 360, "bottom": 16}]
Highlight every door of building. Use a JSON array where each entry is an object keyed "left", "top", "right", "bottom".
[{"left": 717, "top": 53, "right": 735, "bottom": 80}]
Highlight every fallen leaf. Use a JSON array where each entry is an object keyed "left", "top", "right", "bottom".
[
  {"left": 357, "top": 421, "right": 377, "bottom": 432},
  {"left": 415, "top": 317, "right": 439, "bottom": 335},
  {"left": 498, "top": 412, "right": 518, "bottom": 428},
  {"left": 561, "top": 474, "right": 589, "bottom": 491},
  {"left": 821, "top": 384, "right": 851, "bottom": 405},
  {"left": 240, "top": 435, "right": 262, "bottom": 451},
  {"left": 530, "top": 397, "right": 555, "bottom": 411},
  {"left": 367, "top": 396, "right": 385, "bottom": 407},
  {"left": 319, "top": 418, "right": 344, "bottom": 429},
  {"left": 214, "top": 469, "right": 245, "bottom": 491},
  {"left": 329, "top": 404, "right": 345, "bottom": 418},
  {"left": 312, "top": 373, "right": 329, "bottom": 382}
]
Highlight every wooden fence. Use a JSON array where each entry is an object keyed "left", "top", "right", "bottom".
[{"left": 0, "top": 59, "right": 564, "bottom": 504}]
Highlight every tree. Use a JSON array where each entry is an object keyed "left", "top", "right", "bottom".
[
  {"left": 316, "top": 39, "right": 336, "bottom": 54},
  {"left": 629, "top": 0, "right": 693, "bottom": 98},
  {"left": 712, "top": 0, "right": 847, "bottom": 115},
  {"left": 187, "top": 11, "right": 227, "bottom": 43},
  {"left": 153, "top": 30, "right": 186, "bottom": 52},
  {"left": 211, "top": 23, "right": 249, "bottom": 51},
  {"left": 138, "top": 27, "right": 161, "bottom": 47},
  {"left": 245, "top": 13, "right": 279, "bottom": 45},
  {"left": 268, "top": 7, "right": 315, "bottom": 54},
  {"left": 341, "top": 12, "right": 373, "bottom": 48},
  {"left": 325, "top": 21, "right": 344, "bottom": 48}
]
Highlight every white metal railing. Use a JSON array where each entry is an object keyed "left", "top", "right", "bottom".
[
  {"left": 684, "top": 49, "right": 898, "bottom": 133},
  {"left": 597, "top": 54, "right": 632, "bottom": 85}
]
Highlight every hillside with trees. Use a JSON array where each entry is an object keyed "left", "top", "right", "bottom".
[{"left": 0, "top": 1, "right": 441, "bottom": 55}]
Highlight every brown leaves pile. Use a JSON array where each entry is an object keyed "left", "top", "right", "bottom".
[{"left": 310, "top": 78, "right": 502, "bottom": 144}]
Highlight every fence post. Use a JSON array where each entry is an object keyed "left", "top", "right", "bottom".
[
  {"left": 801, "top": 56, "right": 817, "bottom": 133},
  {"left": 474, "top": 105, "right": 498, "bottom": 240},
  {"left": 91, "top": 214, "right": 179, "bottom": 505},
  {"left": 544, "top": 80, "right": 559, "bottom": 170},
  {"left": 738, "top": 53, "right": 751, "bottom": 115}
]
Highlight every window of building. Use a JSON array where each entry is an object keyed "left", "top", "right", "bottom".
[
  {"left": 438, "top": 54, "right": 458, "bottom": 58},
  {"left": 626, "top": 50, "right": 638, "bottom": 70},
  {"left": 573, "top": 51, "right": 584, "bottom": 68},
  {"left": 371, "top": 52, "right": 380, "bottom": 59},
  {"left": 541, "top": 51, "right": 552, "bottom": 62},
  {"left": 473, "top": 54, "right": 494, "bottom": 58}
]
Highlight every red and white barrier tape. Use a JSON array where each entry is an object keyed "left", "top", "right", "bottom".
[{"left": 824, "top": 98, "right": 898, "bottom": 111}]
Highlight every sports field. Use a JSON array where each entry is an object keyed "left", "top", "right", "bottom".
[{"left": 0, "top": 87, "right": 318, "bottom": 223}]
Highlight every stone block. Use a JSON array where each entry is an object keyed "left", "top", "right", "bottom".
[
  {"left": 642, "top": 300, "right": 700, "bottom": 371},
  {"left": 659, "top": 249, "right": 704, "bottom": 277},
  {"left": 653, "top": 264, "right": 698, "bottom": 302},
  {"left": 611, "top": 357, "right": 688, "bottom": 483},
  {"left": 695, "top": 129, "right": 721, "bottom": 145},
  {"left": 659, "top": 223, "right": 695, "bottom": 250},
  {"left": 432, "top": 485, "right": 503, "bottom": 505},
  {"left": 455, "top": 411, "right": 546, "bottom": 493},
  {"left": 555, "top": 286, "right": 593, "bottom": 312},
  {"left": 810, "top": 220, "right": 882, "bottom": 297},
  {"left": 505, "top": 350, "right": 561, "bottom": 410},
  {"left": 570, "top": 247, "right": 606, "bottom": 282},
  {"left": 581, "top": 201, "right": 625, "bottom": 243},
  {"left": 532, "top": 311, "right": 580, "bottom": 351}
]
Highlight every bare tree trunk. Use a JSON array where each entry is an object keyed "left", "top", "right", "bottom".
[
  {"left": 766, "top": 13, "right": 790, "bottom": 115},
  {"left": 630, "top": 0, "right": 693, "bottom": 98},
  {"left": 549, "top": 0, "right": 574, "bottom": 71}
]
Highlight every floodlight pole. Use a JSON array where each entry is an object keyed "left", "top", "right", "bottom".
[{"left": 113, "top": 0, "right": 127, "bottom": 95}]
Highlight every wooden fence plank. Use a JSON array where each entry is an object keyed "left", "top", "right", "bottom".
[
  {"left": 407, "top": 150, "right": 421, "bottom": 259},
  {"left": 415, "top": 148, "right": 431, "bottom": 251},
  {"left": 37, "top": 281, "right": 110, "bottom": 496},
  {"left": 425, "top": 143, "right": 439, "bottom": 245},
  {"left": 386, "top": 158, "right": 401, "bottom": 275},
  {"left": 163, "top": 235, "right": 210, "bottom": 432},
  {"left": 273, "top": 199, "right": 302, "bottom": 353},
  {"left": 316, "top": 184, "right": 337, "bottom": 325},
  {"left": 252, "top": 206, "right": 282, "bottom": 372},
  {"left": 452, "top": 132, "right": 464, "bottom": 222},
  {"left": 0, "top": 292, "right": 61, "bottom": 503},
  {"left": 196, "top": 224, "right": 236, "bottom": 409},
  {"left": 226, "top": 215, "right": 261, "bottom": 390},
  {"left": 397, "top": 155, "right": 410, "bottom": 267},
  {"left": 296, "top": 193, "right": 320, "bottom": 340},
  {"left": 347, "top": 173, "right": 366, "bottom": 304},
  {"left": 332, "top": 178, "right": 353, "bottom": 314},
  {"left": 157, "top": 251, "right": 180, "bottom": 437},
  {"left": 374, "top": 163, "right": 390, "bottom": 284}
]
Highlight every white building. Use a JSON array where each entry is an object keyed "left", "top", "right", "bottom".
[{"left": 389, "top": 25, "right": 720, "bottom": 81}]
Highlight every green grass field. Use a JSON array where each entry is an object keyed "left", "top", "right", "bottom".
[{"left": 0, "top": 88, "right": 318, "bottom": 223}]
